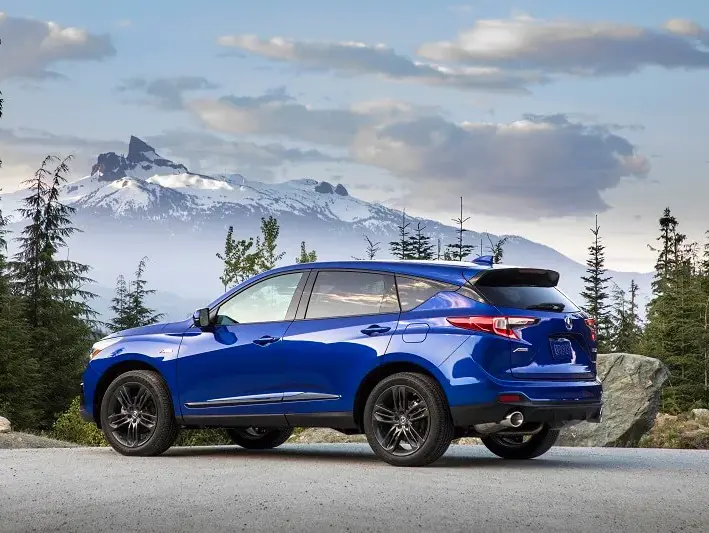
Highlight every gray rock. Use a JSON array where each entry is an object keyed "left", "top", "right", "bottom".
[
  {"left": 558, "top": 353, "right": 669, "bottom": 447},
  {"left": 0, "top": 416, "right": 11, "bottom": 433}
]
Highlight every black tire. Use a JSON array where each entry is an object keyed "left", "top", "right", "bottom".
[
  {"left": 100, "top": 370, "right": 180, "bottom": 456},
  {"left": 227, "top": 427, "right": 293, "bottom": 449},
  {"left": 481, "top": 425, "right": 559, "bottom": 460},
  {"left": 363, "top": 372, "right": 454, "bottom": 467}
]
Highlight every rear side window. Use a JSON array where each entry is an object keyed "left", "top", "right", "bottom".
[
  {"left": 396, "top": 276, "right": 459, "bottom": 312},
  {"left": 473, "top": 268, "right": 578, "bottom": 312},
  {"left": 306, "top": 271, "right": 399, "bottom": 319}
]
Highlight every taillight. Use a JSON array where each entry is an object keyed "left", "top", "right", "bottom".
[
  {"left": 585, "top": 318, "right": 597, "bottom": 342},
  {"left": 447, "top": 316, "right": 538, "bottom": 339}
]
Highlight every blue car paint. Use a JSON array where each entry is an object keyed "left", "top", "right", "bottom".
[{"left": 81, "top": 260, "right": 602, "bottom": 430}]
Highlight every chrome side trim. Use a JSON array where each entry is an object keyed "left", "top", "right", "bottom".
[
  {"left": 184, "top": 391, "right": 340, "bottom": 409},
  {"left": 282, "top": 392, "right": 340, "bottom": 402}
]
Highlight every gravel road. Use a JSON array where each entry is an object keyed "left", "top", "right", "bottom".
[{"left": 1, "top": 444, "right": 708, "bottom": 533}]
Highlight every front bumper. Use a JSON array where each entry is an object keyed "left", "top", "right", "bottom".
[
  {"left": 79, "top": 382, "right": 94, "bottom": 423},
  {"left": 451, "top": 398, "right": 603, "bottom": 429}
]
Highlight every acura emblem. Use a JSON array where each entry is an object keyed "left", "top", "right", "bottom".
[{"left": 564, "top": 316, "right": 573, "bottom": 331}]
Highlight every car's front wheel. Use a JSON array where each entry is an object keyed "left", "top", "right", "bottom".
[
  {"left": 227, "top": 427, "right": 293, "bottom": 449},
  {"left": 363, "top": 372, "right": 454, "bottom": 467},
  {"left": 481, "top": 425, "right": 559, "bottom": 460},
  {"left": 100, "top": 370, "right": 180, "bottom": 456}
]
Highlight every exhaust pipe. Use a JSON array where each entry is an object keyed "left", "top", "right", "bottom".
[{"left": 473, "top": 411, "right": 525, "bottom": 434}]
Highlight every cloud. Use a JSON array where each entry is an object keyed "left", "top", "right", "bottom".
[
  {"left": 417, "top": 15, "right": 709, "bottom": 76},
  {"left": 187, "top": 90, "right": 649, "bottom": 218},
  {"left": 0, "top": 12, "right": 116, "bottom": 81},
  {"left": 217, "top": 34, "right": 545, "bottom": 93},
  {"left": 117, "top": 76, "right": 220, "bottom": 109}
]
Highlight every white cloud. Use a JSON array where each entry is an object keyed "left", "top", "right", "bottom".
[
  {"left": 217, "top": 34, "right": 545, "bottom": 93},
  {"left": 0, "top": 12, "right": 115, "bottom": 81},
  {"left": 117, "top": 76, "right": 220, "bottom": 109},
  {"left": 417, "top": 15, "right": 709, "bottom": 76},
  {"left": 186, "top": 90, "right": 650, "bottom": 218}
]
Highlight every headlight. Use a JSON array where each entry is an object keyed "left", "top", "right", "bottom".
[{"left": 89, "top": 337, "right": 123, "bottom": 359}]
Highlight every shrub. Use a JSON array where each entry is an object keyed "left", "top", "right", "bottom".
[
  {"left": 639, "top": 412, "right": 709, "bottom": 449},
  {"left": 50, "top": 397, "right": 108, "bottom": 446}
]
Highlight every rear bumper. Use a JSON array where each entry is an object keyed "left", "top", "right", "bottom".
[{"left": 451, "top": 398, "right": 603, "bottom": 429}]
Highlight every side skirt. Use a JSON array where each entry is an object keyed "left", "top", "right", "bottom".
[{"left": 182, "top": 411, "right": 358, "bottom": 431}]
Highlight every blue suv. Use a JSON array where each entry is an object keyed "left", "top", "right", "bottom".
[{"left": 80, "top": 259, "right": 602, "bottom": 466}]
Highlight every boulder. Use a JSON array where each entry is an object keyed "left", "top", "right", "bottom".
[
  {"left": 558, "top": 353, "right": 669, "bottom": 447},
  {"left": 0, "top": 416, "right": 11, "bottom": 433},
  {"left": 691, "top": 408, "right": 709, "bottom": 422}
]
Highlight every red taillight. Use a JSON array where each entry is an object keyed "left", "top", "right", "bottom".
[
  {"left": 446, "top": 316, "right": 538, "bottom": 339},
  {"left": 498, "top": 394, "right": 523, "bottom": 403},
  {"left": 584, "top": 318, "right": 597, "bottom": 342}
]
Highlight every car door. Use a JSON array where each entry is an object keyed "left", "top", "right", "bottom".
[
  {"left": 177, "top": 270, "right": 309, "bottom": 426},
  {"left": 278, "top": 269, "right": 401, "bottom": 425}
]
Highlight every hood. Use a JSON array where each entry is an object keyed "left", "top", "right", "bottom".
[{"left": 106, "top": 318, "right": 193, "bottom": 339}]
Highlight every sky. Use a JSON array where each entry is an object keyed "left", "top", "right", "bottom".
[{"left": 1, "top": 0, "right": 708, "bottom": 273}]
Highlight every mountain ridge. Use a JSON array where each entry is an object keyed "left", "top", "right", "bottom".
[{"left": 0, "top": 136, "right": 653, "bottom": 319}]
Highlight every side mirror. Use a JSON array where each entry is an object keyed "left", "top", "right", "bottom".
[{"left": 192, "top": 308, "right": 211, "bottom": 328}]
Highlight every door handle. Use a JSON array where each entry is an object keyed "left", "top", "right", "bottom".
[
  {"left": 361, "top": 325, "right": 391, "bottom": 336},
  {"left": 252, "top": 335, "right": 280, "bottom": 346}
]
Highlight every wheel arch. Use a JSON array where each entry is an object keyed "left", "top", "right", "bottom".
[
  {"left": 353, "top": 357, "right": 450, "bottom": 431},
  {"left": 92, "top": 359, "right": 163, "bottom": 427}
]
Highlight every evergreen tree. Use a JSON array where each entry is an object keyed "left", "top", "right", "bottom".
[
  {"left": 10, "top": 156, "right": 96, "bottom": 428},
  {"left": 216, "top": 226, "right": 261, "bottom": 289},
  {"left": 354, "top": 235, "right": 381, "bottom": 260},
  {"left": 408, "top": 222, "right": 435, "bottom": 260},
  {"left": 580, "top": 216, "right": 612, "bottom": 350},
  {"left": 0, "top": 196, "right": 41, "bottom": 429},
  {"left": 486, "top": 234, "right": 509, "bottom": 264},
  {"left": 109, "top": 275, "right": 131, "bottom": 331},
  {"left": 296, "top": 241, "right": 317, "bottom": 264},
  {"left": 445, "top": 197, "right": 475, "bottom": 261},
  {"left": 258, "top": 215, "right": 285, "bottom": 271},
  {"left": 389, "top": 210, "right": 414, "bottom": 259},
  {"left": 126, "top": 258, "right": 163, "bottom": 328},
  {"left": 609, "top": 281, "right": 642, "bottom": 353}
]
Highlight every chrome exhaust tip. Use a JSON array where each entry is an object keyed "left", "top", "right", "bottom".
[{"left": 505, "top": 411, "right": 524, "bottom": 428}]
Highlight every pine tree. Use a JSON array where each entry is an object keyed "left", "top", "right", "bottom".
[
  {"left": 445, "top": 197, "right": 475, "bottom": 261},
  {"left": 109, "top": 275, "right": 131, "bottom": 331},
  {"left": 389, "top": 210, "right": 414, "bottom": 259},
  {"left": 580, "top": 216, "right": 612, "bottom": 351},
  {"left": 486, "top": 234, "right": 509, "bottom": 264},
  {"left": 296, "top": 241, "right": 317, "bottom": 263},
  {"left": 354, "top": 235, "right": 381, "bottom": 260},
  {"left": 258, "top": 216, "right": 285, "bottom": 272},
  {"left": 0, "top": 196, "right": 41, "bottom": 429},
  {"left": 408, "top": 222, "right": 435, "bottom": 260},
  {"left": 216, "top": 226, "right": 261, "bottom": 289},
  {"left": 609, "top": 281, "right": 642, "bottom": 353},
  {"left": 124, "top": 257, "right": 163, "bottom": 328},
  {"left": 10, "top": 156, "right": 96, "bottom": 428}
]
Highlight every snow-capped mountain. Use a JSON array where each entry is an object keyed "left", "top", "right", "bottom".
[{"left": 0, "top": 136, "right": 653, "bottom": 320}]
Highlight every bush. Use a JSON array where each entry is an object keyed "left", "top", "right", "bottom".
[
  {"left": 175, "top": 429, "right": 232, "bottom": 446},
  {"left": 639, "top": 412, "right": 709, "bottom": 449},
  {"left": 50, "top": 397, "right": 108, "bottom": 446}
]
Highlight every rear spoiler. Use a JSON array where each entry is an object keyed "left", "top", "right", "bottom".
[{"left": 464, "top": 267, "right": 560, "bottom": 288}]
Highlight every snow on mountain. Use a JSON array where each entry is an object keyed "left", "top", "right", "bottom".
[{"left": 0, "top": 136, "right": 653, "bottom": 320}]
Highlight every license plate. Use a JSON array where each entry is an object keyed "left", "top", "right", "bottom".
[{"left": 550, "top": 338, "right": 573, "bottom": 361}]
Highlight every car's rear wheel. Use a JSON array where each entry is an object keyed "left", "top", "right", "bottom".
[
  {"left": 227, "top": 427, "right": 293, "bottom": 449},
  {"left": 363, "top": 372, "right": 454, "bottom": 467},
  {"left": 100, "top": 370, "right": 180, "bottom": 456},
  {"left": 481, "top": 425, "right": 559, "bottom": 459}
]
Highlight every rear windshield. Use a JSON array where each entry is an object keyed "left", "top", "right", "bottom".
[{"left": 472, "top": 268, "right": 579, "bottom": 312}]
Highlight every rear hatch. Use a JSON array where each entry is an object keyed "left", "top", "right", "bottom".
[{"left": 469, "top": 267, "right": 597, "bottom": 380}]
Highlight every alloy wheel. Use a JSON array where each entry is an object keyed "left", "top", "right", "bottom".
[
  {"left": 107, "top": 382, "right": 158, "bottom": 448},
  {"left": 371, "top": 385, "right": 430, "bottom": 457}
]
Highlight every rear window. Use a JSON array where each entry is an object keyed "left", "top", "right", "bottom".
[
  {"left": 475, "top": 285, "right": 579, "bottom": 312},
  {"left": 473, "top": 268, "right": 578, "bottom": 312},
  {"left": 396, "top": 276, "right": 459, "bottom": 312}
]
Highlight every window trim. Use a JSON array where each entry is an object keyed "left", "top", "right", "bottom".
[
  {"left": 296, "top": 268, "right": 401, "bottom": 322},
  {"left": 212, "top": 270, "right": 311, "bottom": 326}
]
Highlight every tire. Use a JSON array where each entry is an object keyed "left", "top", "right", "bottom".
[
  {"left": 100, "top": 370, "right": 180, "bottom": 456},
  {"left": 227, "top": 427, "right": 293, "bottom": 449},
  {"left": 481, "top": 425, "right": 559, "bottom": 460},
  {"left": 363, "top": 372, "right": 454, "bottom": 467}
]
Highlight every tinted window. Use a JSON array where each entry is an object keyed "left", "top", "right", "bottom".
[
  {"left": 396, "top": 276, "right": 459, "bottom": 312},
  {"left": 476, "top": 286, "right": 579, "bottom": 312},
  {"left": 216, "top": 272, "right": 304, "bottom": 324},
  {"left": 305, "top": 271, "right": 399, "bottom": 319}
]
